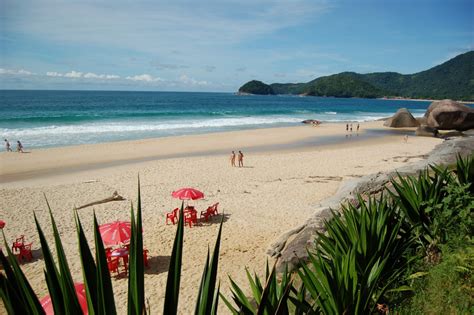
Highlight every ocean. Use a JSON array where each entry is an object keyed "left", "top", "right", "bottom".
[{"left": 0, "top": 90, "right": 433, "bottom": 149}]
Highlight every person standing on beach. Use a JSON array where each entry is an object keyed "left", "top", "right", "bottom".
[
  {"left": 238, "top": 150, "right": 244, "bottom": 167},
  {"left": 350, "top": 124, "right": 353, "bottom": 132},
  {"left": 16, "top": 140, "right": 24, "bottom": 153},
  {"left": 357, "top": 124, "right": 360, "bottom": 132},
  {"left": 4, "top": 139, "right": 12, "bottom": 152},
  {"left": 346, "top": 124, "right": 349, "bottom": 132},
  {"left": 230, "top": 151, "right": 236, "bottom": 167}
]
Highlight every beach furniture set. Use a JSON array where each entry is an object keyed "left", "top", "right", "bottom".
[
  {"left": 99, "top": 220, "right": 149, "bottom": 277},
  {"left": 166, "top": 203, "right": 219, "bottom": 227},
  {"left": 11, "top": 235, "right": 33, "bottom": 263},
  {"left": 168, "top": 187, "right": 220, "bottom": 228}
]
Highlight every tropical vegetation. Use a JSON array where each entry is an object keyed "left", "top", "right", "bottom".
[
  {"left": 240, "top": 51, "right": 474, "bottom": 100},
  {"left": 1, "top": 155, "right": 472, "bottom": 314}
]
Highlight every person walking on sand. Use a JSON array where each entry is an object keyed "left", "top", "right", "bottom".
[
  {"left": 16, "top": 140, "right": 24, "bottom": 153},
  {"left": 238, "top": 150, "right": 244, "bottom": 167},
  {"left": 4, "top": 139, "right": 12, "bottom": 152},
  {"left": 357, "top": 124, "right": 360, "bottom": 132},
  {"left": 350, "top": 124, "right": 353, "bottom": 132},
  {"left": 346, "top": 124, "right": 349, "bottom": 132},
  {"left": 230, "top": 151, "right": 236, "bottom": 167}
]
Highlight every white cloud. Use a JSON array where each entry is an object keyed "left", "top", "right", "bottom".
[
  {"left": 126, "top": 74, "right": 162, "bottom": 82},
  {"left": 46, "top": 71, "right": 63, "bottom": 77},
  {"left": 0, "top": 68, "right": 35, "bottom": 75},
  {"left": 64, "top": 71, "right": 83, "bottom": 78},
  {"left": 179, "top": 75, "right": 208, "bottom": 86},
  {"left": 84, "top": 72, "right": 120, "bottom": 79}
]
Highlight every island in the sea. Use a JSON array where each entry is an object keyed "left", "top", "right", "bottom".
[{"left": 238, "top": 51, "right": 473, "bottom": 101}]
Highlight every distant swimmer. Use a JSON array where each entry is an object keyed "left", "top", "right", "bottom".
[
  {"left": 238, "top": 150, "right": 244, "bottom": 167},
  {"left": 4, "top": 139, "right": 12, "bottom": 152},
  {"left": 230, "top": 151, "right": 236, "bottom": 167},
  {"left": 16, "top": 140, "right": 24, "bottom": 153}
]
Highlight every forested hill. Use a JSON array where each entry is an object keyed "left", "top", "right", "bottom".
[{"left": 238, "top": 51, "right": 473, "bottom": 101}]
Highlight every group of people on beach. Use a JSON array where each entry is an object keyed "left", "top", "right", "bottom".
[
  {"left": 346, "top": 123, "right": 360, "bottom": 133},
  {"left": 4, "top": 139, "right": 24, "bottom": 153},
  {"left": 230, "top": 150, "right": 244, "bottom": 167}
]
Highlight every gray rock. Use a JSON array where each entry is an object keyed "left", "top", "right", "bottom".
[
  {"left": 425, "top": 99, "right": 474, "bottom": 131},
  {"left": 302, "top": 119, "right": 321, "bottom": 125},
  {"left": 383, "top": 108, "right": 420, "bottom": 128},
  {"left": 416, "top": 117, "right": 427, "bottom": 125},
  {"left": 268, "top": 137, "right": 474, "bottom": 272},
  {"left": 415, "top": 125, "right": 439, "bottom": 137}
]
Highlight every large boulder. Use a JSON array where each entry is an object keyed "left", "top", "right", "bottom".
[
  {"left": 425, "top": 100, "right": 474, "bottom": 131},
  {"left": 383, "top": 108, "right": 420, "bottom": 128}
]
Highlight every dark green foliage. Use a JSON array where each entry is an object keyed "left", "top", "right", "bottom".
[
  {"left": 195, "top": 215, "right": 224, "bottom": 315},
  {"left": 238, "top": 80, "right": 275, "bottom": 95},
  {"left": 221, "top": 261, "right": 297, "bottom": 315},
  {"left": 455, "top": 154, "right": 474, "bottom": 193},
  {"left": 299, "top": 196, "right": 410, "bottom": 314},
  {"left": 304, "top": 73, "right": 386, "bottom": 98},
  {"left": 270, "top": 83, "right": 306, "bottom": 95},
  {"left": 241, "top": 51, "right": 474, "bottom": 100},
  {"left": 163, "top": 202, "right": 185, "bottom": 314},
  {"left": 395, "top": 239, "right": 474, "bottom": 314},
  {"left": 0, "top": 235, "right": 44, "bottom": 314},
  {"left": 391, "top": 159, "right": 474, "bottom": 247},
  {"left": 363, "top": 51, "right": 474, "bottom": 101}
]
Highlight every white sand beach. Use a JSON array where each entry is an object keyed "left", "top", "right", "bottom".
[{"left": 0, "top": 121, "right": 443, "bottom": 313}]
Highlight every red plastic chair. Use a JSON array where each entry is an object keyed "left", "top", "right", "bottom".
[
  {"left": 166, "top": 208, "right": 179, "bottom": 225},
  {"left": 12, "top": 235, "right": 25, "bottom": 253},
  {"left": 184, "top": 210, "right": 197, "bottom": 227},
  {"left": 19, "top": 243, "right": 33, "bottom": 263},
  {"left": 107, "top": 257, "right": 119, "bottom": 275},
  {"left": 200, "top": 206, "right": 214, "bottom": 222},
  {"left": 211, "top": 203, "right": 219, "bottom": 216}
]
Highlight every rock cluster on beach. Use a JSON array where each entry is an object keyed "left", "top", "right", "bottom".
[
  {"left": 383, "top": 108, "right": 420, "bottom": 128},
  {"left": 384, "top": 100, "right": 474, "bottom": 137},
  {"left": 424, "top": 99, "right": 474, "bottom": 131}
]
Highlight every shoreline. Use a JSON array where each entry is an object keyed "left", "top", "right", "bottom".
[{"left": 0, "top": 121, "right": 412, "bottom": 186}]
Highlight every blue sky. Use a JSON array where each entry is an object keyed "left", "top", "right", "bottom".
[{"left": 1, "top": 0, "right": 472, "bottom": 92}]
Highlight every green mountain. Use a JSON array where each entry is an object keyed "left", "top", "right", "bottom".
[
  {"left": 238, "top": 80, "right": 274, "bottom": 95},
  {"left": 238, "top": 51, "right": 474, "bottom": 101}
]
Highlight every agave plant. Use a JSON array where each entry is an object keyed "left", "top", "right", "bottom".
[
  {"left": 390, "top": 166, "right": 451, "bottom": 246},
  {"left": 299, "top": 194, "right": 411, "bottom": 314},
  {"left": 1, "top": 178, "right": 223, "bottom": 315},
  {"left": 221, "top": 261, "right": 305, "bottom": 315},
  {"left": 454, "top": 154, "right": 474, "bottom": 193}
]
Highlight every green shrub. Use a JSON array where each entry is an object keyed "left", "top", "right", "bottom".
[{"left": 298, "top": 195, "right": 411, "bottom": 314}]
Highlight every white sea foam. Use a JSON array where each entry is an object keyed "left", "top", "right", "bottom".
[
  {"left": 323, "top": 111, "right": 337, "bottom": 115},
  {"left": 2, "top": 116, "right": 304, "bottom": 138}
]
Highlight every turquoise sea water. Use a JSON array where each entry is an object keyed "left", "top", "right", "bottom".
[{"left": 0, "top": 90, "right": 434, "bottom": 149}]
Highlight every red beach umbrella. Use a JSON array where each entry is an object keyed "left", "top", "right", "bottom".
[
  {"left": 40, "top": 283, "right": 88, "bottom": 314},
  {"left": 172, "top": 187, "right": 204, "bottom": 200},
  {"left": 99, "top": 221, "right": 132, "bottom": 246},
  {"left": 0, "top": 220, "right": 5, "bottom": 229}
]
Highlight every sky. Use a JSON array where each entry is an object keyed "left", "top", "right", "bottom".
[{"left": 1, "top": 0, "right": 472, "bottom": 92}]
